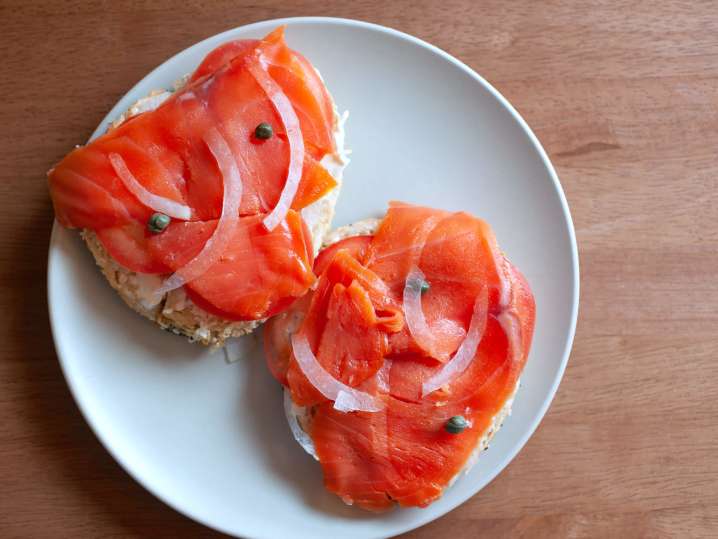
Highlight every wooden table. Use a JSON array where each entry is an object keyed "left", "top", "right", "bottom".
[{"left": 2, "top": 1, "right": 716, "bottom": 537}]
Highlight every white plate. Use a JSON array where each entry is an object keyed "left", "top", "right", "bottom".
[{"left": 48, "top": 17, "right": 579, "bottom": 539}]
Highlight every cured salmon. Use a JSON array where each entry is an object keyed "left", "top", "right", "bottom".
[
  {"left": 48, "top": 27, "right": 337, "bottom": 321},
  {"left": 265, "top": 203, "right": 536, "bottom": 510}
]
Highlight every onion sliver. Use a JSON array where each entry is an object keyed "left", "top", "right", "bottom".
[
  {"left": 421, "top": 287, "right": 489, "bottom": 397},
  {"left": 249, "top": 54, "right": 304, "bottom": 231},
  {"left": 375, "top": 359, "right": 393, "bottom": 393},
  {"left": 291, "top": 333, "right": 384, "bottom": 413},
  {"left": 108, "top": 152, "right": 192, "bottom": 220},
  {"left": 497, "top": 309, "right": 521, "bottom": 366},
  {"left": 284, "top": 390, "right": 318, "bottom": 460},
  {"left": 155, "top": 127, "right": 243, "bottom": 295},
  {"left": 488, "top": 237, "right": 510, "bottom": 309},
  {"left": 400, "top": 215, "right": 458, "bottom": 360},
  {"left": 488, "top": 237, "right": 523, "bottom": 368},
  {"left": 402, "top": 266, "right": 465, "bottom": 362}
]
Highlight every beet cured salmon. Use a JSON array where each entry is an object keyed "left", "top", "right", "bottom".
[
  {"left": 48, "top": 27, "right": 342, "bottom": 325},
  {"left": 265, "top": 203, "right": 536, "bottom": 510}
]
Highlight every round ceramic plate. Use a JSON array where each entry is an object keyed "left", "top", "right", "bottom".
[{"left": 48, "top": 17, "right": 578, "bottom": 539}]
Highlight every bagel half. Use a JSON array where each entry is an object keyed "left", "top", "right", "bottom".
[
  {"left": 282, "top": 219, "right": 520, "bottom": 499},
  {"left": 81, "top": 80, "right": 348, "bottom": 347}
]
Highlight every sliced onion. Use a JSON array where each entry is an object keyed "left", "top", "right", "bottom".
[
  {"left": 402, "top": 266, "right": 465, "bottom": 362},
  {"left": 421, "top": 287, "right": 489, "bottom": 397},
  {"left": 291, "top": 333, "right": 384, "bottom": 413},
  {"left": 375, "top": 359, "right": 393, "bottom": 393},
  {"left": 497, "top": 309, "right": 521, "bottom": 365},
  {"left": 400, "top": 215, "right": 464, "bottom": 361},
  {"left": 108, "top": 152, "right": 192, "bottom": 220},
  {"left": 283, "top": 389, "right": 318, "bottom": 460},
  {"left": 488, "top": 238, "right": 510, "bottom": 309},
  {"left": 177, "top": 90, "right": 196, "bottom": 103},
  {"left": 369, "top": 229, "right": 474, "bottom": 264},
  {"left": 402, "top": 266, "right": 439, "bottom": 358},
  {"left": 487, "top": 236, "right": 523, "bottom": 368},
  {"left": 248, "top": 54, "right": 304, "bottom": 231},
  {"left": 155, "top": 127, "right": 243, "bottom": 296}
]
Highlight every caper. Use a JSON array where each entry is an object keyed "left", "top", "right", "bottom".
[
  {"left": 148, "top": 212, "right": 171, "bottom": 233},
  {"left": 445, "top": 415, "right": 469, "bottom": 434},
  {"left": 254, "top": 122, "right": 273, "bottom": 140}
]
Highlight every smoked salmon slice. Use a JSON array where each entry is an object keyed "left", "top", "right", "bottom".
[
  {"left": 147, "top": 210, "right": 314, "bottom": 321},
  {"left": 48, "top": 27, "right": 337, "bottom": 321},
  {"left": 190, "top": 28, "right": 336, "bottom": 160},
  {"left": 265, "top": 203, "right": 536, "bottom": 510}
]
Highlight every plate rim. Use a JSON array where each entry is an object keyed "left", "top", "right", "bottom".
[{"left": 47, "top": 15, "right": 580, "bottom": 539}]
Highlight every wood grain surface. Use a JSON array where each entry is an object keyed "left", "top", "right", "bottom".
[{"left": 1, "top": 1, "right": 716, "bottom": 537}]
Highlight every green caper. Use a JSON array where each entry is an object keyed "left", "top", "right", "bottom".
[
  {"left": 445, "top": 415, "right": 469, "bottom": 434},
  {"left": 420, "top": 280, "right": 430, "bottom": 294},
  {"left": 254, "top": 122, "right": 273, "bottom": 140},
  {"left": 148, "top": 212, "right": 171, "bottom": 233}
]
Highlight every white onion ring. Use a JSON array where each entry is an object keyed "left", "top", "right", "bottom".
[
  {"left": 400, "top": 214, "right": 466, "bottom": 361},
  {"left": 177, "top": 90, "right": 196, "bottom": 103},
  {"left": 421, "top": 287, "right": 489, "bottom": 397},
  {"left": 108, "top": 152, "right": 192, "bottom": 220},
  {"left": 375, "top": 359, "right": 393, "bottom": 393},
  {"left": 488, "top": 240, "right": 510, "bottom": 310},
  {"left": 155, "top": 127, "right": 243, "bottom": 296},
  {"left": 488, "top": 238, "right": 524, "bottom": 374},
  {"left": 402, "top": 266, "right": 465, "bottom": 362},
  {"left": 497, "top": 309, "right": 521, "bottom": 365},
  {"left": 283, "top": 389, "right": 318, "bottom": 460},
  {"left": 368, "top": 229, "right": 474, "bottom": 264},
  {"left": 488, "top": 238, "right": 523, "bottom": 363},
  {"left": 291, "top": 333, "right": 384, "bottom": 413},
  {"left": 403, "top": 266, "right": 443, "bottom": 360},
  {"left": 249, "top": 54, "right": 304, "bottom": 231}
]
